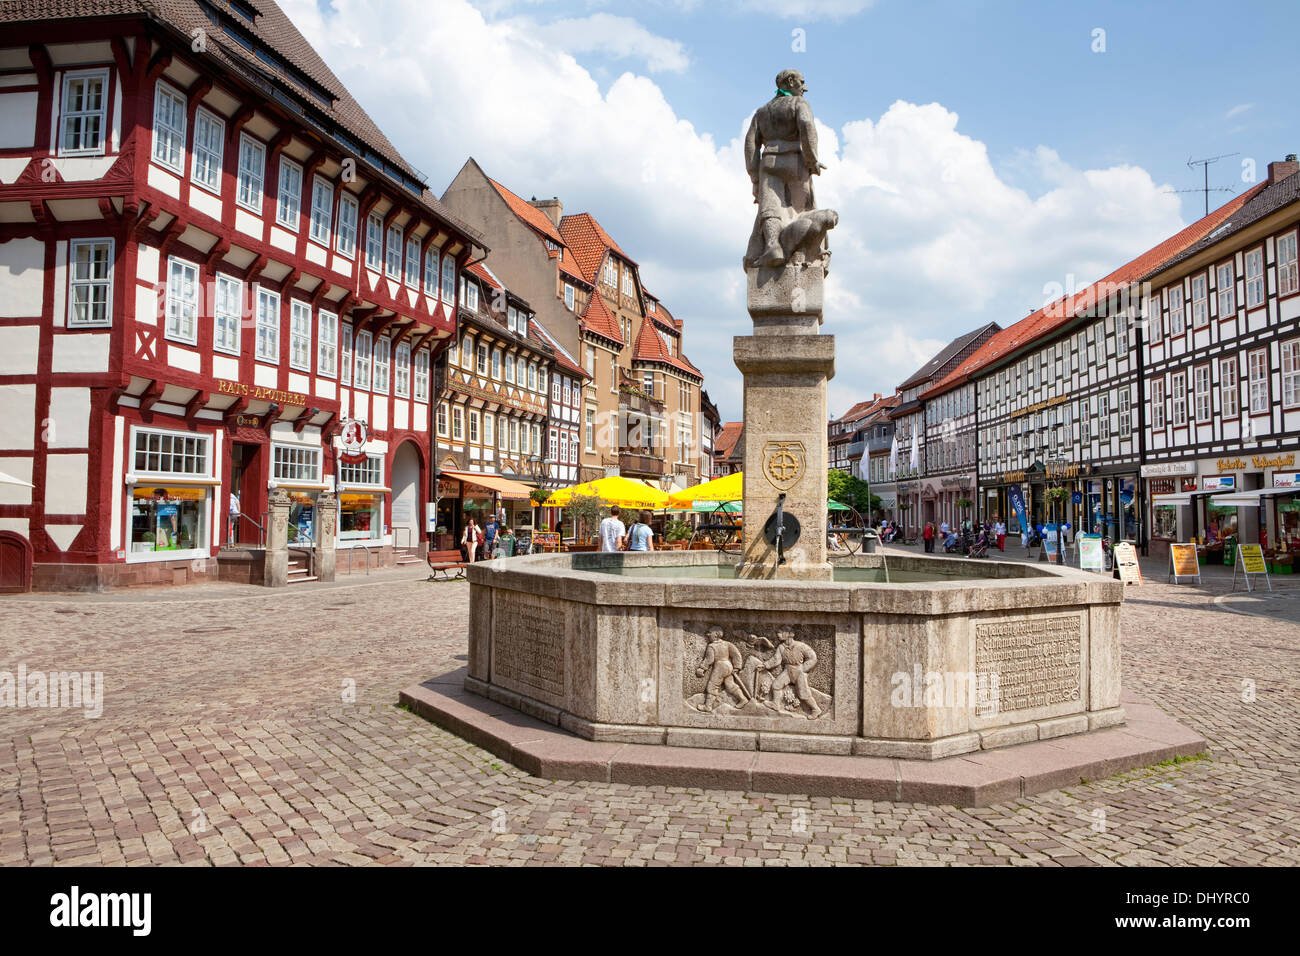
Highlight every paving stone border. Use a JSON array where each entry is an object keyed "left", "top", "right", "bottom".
[{"left": 401, "top": 671, "right": 1206, "bottom": 808}]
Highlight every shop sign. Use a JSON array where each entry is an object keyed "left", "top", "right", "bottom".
[
  {"left": 1079, "top": 534, "right": 1104, "bottom": 573},
  {"left": 1001, "top": 470, "right": 1025, "bottom": 484},
  {"left": 1181, "top": 477, "right": 1198, "bottom": 492},
  {"left": 1141, "top": 461, "right": 1196, "bottom": 477},
  {"left": 232, "top": 414, "right": 263, "bottom": 428},
  {"left": 1233, "top": 543, "right": 1272, "bottom": 593},
  {"left": 1148, "top": 478, "right": 1176, "bottom": 496},
  {"left": 217, "top": 379, "right": 308, "bottom": 407},
  {"left": 1169, "top": 542, "right": 1201, "bottom": 585},
  {"left": 1202, "top": 476, "right": 1235, "bottom": 492},
  {"left": 1273, "top": 473, "right": 1300, "bottom": 489},
  {"left": 1071, "top": 490, "right": 1083, "bottom": 504},
  {"left": 1009, "top": 394, "right": 1069, "bottom": 420},
  {"left": 339, "top": 419, "right": 369, "bottom": 464},
  {"left": 436, "top": 479, "right": 461, "bottom": 498},
  {"left": 1216, "top": 457, "right": 1247, "bottom": 472},
  {"left": 1045, "top": 461, "right": 1079, "bottom": 479},
  {"left": 1113, "top": 542, "right": 1142, "bottom": 584},
  {"left": 1254, "top": 453, "right": 1296, "bottom": 470}
]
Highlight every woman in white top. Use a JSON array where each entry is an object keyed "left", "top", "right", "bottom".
[{"left": 461, "top": 517, "right": 481, "bottom": 563}]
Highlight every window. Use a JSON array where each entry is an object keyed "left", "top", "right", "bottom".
[
  {"left": 191, "top": 108, "right": 224, "bottom": 192},
  {"left": 468, "top": 409, "right": 480, "bottom": 444},
  {"left": 165, "top": 256, "right": 198, "bottom": 344},
  {"left": 237, "top": 134, "right": 265, "bottom": 212},
  {"left": 1220, "top": 356, "right": 1238, "bottom": 418},
  {"left": 394, "top": 343, "right": 411, "bottom": 398},
  {"left": 533, "top": 424, "right": 541, "bottom": 456},
  {"left": 585, "top": 407, "right": 595, "bottom": 451},
  {"left": 67, "top": 239, "right": 113, "bottom": 327},
  {"left": 354, "top": 331, "right": 372, "bottom": 389},
  {"left": 520, "top": 422, "right": 530, "bottom": 456},
  {"left": 538, "top": 366, "right": 547, "bottom": 395},
  {"left": 563, "top": 380, "right": 571, "bottom": 405},
  {"left": 339, "top": 455, "right": 383, "bottom": 487},
  {"left": 1151, "top": 379, "right": 1165, "bottom": 429},
  {"left": 366, "top": 213, "right": 383, "bottom": 270},
  {"left": 385, "top": 225, "right": 403, "bottom": 278},
  {"left": 476, "top": 343, "right": 488, "bottom": 375},
  {"left": 411, "top": 348, "right": 428, "bottom": 402},
  {"left": 448, "top": 336, "right": 459, "bottom": 366},
  {"left": 373, "top": 337, "right": 390, "bottom": 393},
  {"left": 309, "top": 175, "right": 333, "bottom": 245},
  {"left": 452, "top": 405, "right": 463, "bottom": 440},
  {"left": 1119, "top": 388, "right": 1132, "bottom": 435},
  {"left": 1172, "top": 373, "right": 1187, "bottom": 426},
  {"left": 553, "top": 378, "right": 561, "bottom": 402},
  {"left": 276, "top": 158, "right": 303, "bottom": 229},
  {"left": 1193, "top": 365, "right": 1211, "bottom": 422},
  {"left": 483, "top": 411, "right": 493, "bottom": 447},
  {"left": 436, "top": 402, "right": 448, "bottom": 436},
  {"left": 491, "top": 349, "right": 501, "bottom": 379},
  {"left": 622, "top": 269, "right": 634, "bottom": 297},
  {"left": 405, "top": 237, "right": 421, "bottom": 287},
  {"left": 1279, "top": 231, "right": 1299, "bottom": 297},
  {"left": 1168, "top": 286, "right": 1184, "bottom": 336},
  {"left": 341, "top": 324, "right": 353, "bottom": 385},
  {"left": 1191, "top": 274, "right": 1208, "bottom": 328},
  {"left": 461, "top": 335, "right": 473, "bottom": 368},
  {"left": 1217, "top": 261, "right": 1235, "bottom": 317},
  {"left": 317, "top": 310, "right": 338, "bottom": 378},
  {"left": 505, "top": 354, "right": 515, "bottom": 383},
  {"left": 1283, "top": 339, "right": 1300, "bottom": 408},
  {"left": 255, "top": 287, "right": 279, "bottom": 362},
  {"left": 289, "top": 301, "right": 311, "bottom": 371},
  {"left": 134, "top": 428, "right": 209, "bottom": 476},
  {"left": 498, "top": 414, "right": 507, "bottom": 450},
  {"left": 554, "top": 430, "right": 562, "bottom": 462},
  {"left": 60, "top": 70, "right": 108, "bottom": 155},
  {"left": 564, "top": 283, "right": 575, "bottom": 311},
  {"left": 603, "top": 259, "right": 616, "bottom": 287},
  {"left": 441, "top": 256, "right": 456, "bottom": 302},
  {"left": 417, "top": 247, "right": 436, "bottom": 297},
  {"left": 272, "top": 444, "right": 321, "bottom": 483},
  {"left": 336, "top": 193, "right": 358, "bottom": 258},
  {"left": 569, "top": 434, "right": 578, "bottom": 464},
  {"left": 528, "top": 363, "right": 537, "bottom": 390},
  {"left": 510, "top": 419, "right": 519, "bottom": 453},
  {"left": 1249, "top": 348, "right": 1268, "bottom": 413},
  {"left": 151, "top": 81, "right": 186, "bottom": 172},
  {"left": 464, "top": 278, "right": 479, "bottom": 313},
  {"left": 213, "top": 273, "right": 241, "bottom": 354},
  {"left": 1245, "top": 248, "right": 1265, "bottom": 308}
]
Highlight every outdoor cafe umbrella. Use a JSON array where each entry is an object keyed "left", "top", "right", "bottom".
[
  {"left": 543, "top": 475, "right": 670, "bottom": 510},
  {"left": 666, "top": 471, "right": 742, "bottom": 507},
  {"left": 0, "top": 471, "right": 34, "bottom": 488}
]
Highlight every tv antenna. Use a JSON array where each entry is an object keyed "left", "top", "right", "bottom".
[{"left": 1165, "top": 153, "right": 1240, "bottom": 216}]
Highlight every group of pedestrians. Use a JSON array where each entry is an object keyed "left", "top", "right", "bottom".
[
  {"left": 459, "top": 507, "right": 518, "bottom": 563},
  {"left": 921, "top": 516, "right": 1011, "bottom": 556},
  {"left": 598, "top": 506, "right": 657, "bottom": 552}
]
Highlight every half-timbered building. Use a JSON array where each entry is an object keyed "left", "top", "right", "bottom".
[{"left": 0, "top": 0, "right": 480, "bottom": 589}]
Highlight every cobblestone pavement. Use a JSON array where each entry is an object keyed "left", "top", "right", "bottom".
[{"left": 1, "top": 559, "right": 1297, "bottom": 867}]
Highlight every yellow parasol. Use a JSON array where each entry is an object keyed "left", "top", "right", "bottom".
[
  {"left": 666, "top": 471, "right": 742, "bottom": 507},
  {"left": 543, "top": 475, "right": 670, "bottom": 510}
]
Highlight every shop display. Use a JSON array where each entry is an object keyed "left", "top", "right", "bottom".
[{"left": 130, "top": 486, "right": 205, "bottom": 554}]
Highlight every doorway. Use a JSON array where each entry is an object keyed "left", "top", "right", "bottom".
[
  {"left": 230, "top": 442, "right": 262, "bottom": 545},
  {"left": 391, "top": 441, "right": 422, "bottom": 552}
]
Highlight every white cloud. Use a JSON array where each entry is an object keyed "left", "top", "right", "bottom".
[
  {"left": 1225, "top": 103, "right": 1254, "bottom": 119},
  {"left": 729, "top": 0, "right": 878, "bottom": 19},
  {"left": 503, "top": 13, "right": 690, "bottom": 73},
  {"left": 280, "top": 0, "right": 1186, "bottom": 421}
]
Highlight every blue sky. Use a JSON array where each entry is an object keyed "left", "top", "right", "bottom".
[{"left": 292, "top": 0, "right": 1300, "bottom": 419}]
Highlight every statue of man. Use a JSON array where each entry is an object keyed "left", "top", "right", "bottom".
[{"left": 744, "top": 69, "right": 825, "bottom": 268}]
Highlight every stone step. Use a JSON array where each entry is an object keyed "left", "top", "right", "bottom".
[{"left": 286, "top": 574, "right": 318, "bottom": 584}]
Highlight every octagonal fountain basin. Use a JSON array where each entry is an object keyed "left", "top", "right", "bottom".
[{"left": 463, "top": 550, "right": 1125, "bottom": 760}]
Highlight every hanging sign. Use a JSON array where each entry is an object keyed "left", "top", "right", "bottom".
[
  {"left": 1168, "top": 542, "right": 1201, "bottom": 585},
  {"left": 1233, "top": 544, "right": 1272, "bottom": 593},
  {"left": 1079, "top": 534, "right": 1104, "bottom": 572},
  {"left": 1113, "top": 541, "right": 1142, "bottom": 584},
  {"left": 339, "top": 419, "right": 369, "bottom": 464}
]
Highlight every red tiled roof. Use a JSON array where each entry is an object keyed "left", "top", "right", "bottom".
[
  {"left": 579, "top": 290, "right": 624, "bottom": 345},
  {"left": 920, "top": 182, "right": 1270, "bottom": 400},
  {"left": 466, "top": 260, "right": 502, "bottom": 291},
  {"left": 488, "top": 178, "right": 565, "bottom": 245},
  {"left": 631, "top": 319, "right": 701, "bottom": 377},
  {"left": 558, "top": 212, "right": 639, "bottom": 286},
  {"left": 715, "top": 422, "right": 743, "bottom": 460},
  {"left": 529, "top": 319, "right": 588, "bottom": 380}
]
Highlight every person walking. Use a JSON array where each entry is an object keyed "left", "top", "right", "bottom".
[
  {"left": 994, "top": 517, "right": 1006, "bottom": 552},
  {"left": 923, "top": 521, "right": 935, "bottom": 553},
  {"left": 228, "top": 489, "right": 241, "bottom": 546},
  {"left": 627, "top": 510, "right": 655, "bottom": 552},
  {"left": 483, "top": 513, "right": 499, "bottom": 558},
  {"left": 461, "top": 516, "right": 482, "bottom": 563},
  {"left": 598, "top": 506, "right": 626, "bottom": 553}
]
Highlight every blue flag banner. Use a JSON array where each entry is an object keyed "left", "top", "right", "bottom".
[{"left": 1008, "top": 485, "right": 1028, "bottom": 534}]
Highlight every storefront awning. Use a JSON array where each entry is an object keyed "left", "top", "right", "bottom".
[
  {"left": 440, "top": 471, "right": 533, "bottom": 500},
  {"left": 1150, "top": 490, "right": 1221, "bottom": 506},
  {"left": 1208, "top": 487, "right": 1299, "bottom": 506}
]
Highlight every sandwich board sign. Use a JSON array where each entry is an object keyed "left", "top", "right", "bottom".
[
  {"left": 1079, "top": 534, "right": 1104, "bottom": 573},
  {"left": 1113, "top": 541, "right": 1142, "bottom": 585},
  {"left": 1168, "top": 542, "right": 1201, "bottom": 585},
  {"left": 1233, "top": 543, "right": 1271, "bottom": 593}
]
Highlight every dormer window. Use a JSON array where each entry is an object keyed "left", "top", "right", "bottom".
[{"left": 564, "top": 283, "right": 575, "bottom": 311}]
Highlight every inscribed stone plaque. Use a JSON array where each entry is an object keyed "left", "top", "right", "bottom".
[
  {"left": 492, "top": 590, "right": 566, "bottom": 707},
  {"left": 974, "top": 616, "right": 1081, "bottom": 714}
]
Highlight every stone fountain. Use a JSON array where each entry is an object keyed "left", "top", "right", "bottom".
[{"left": 401, "top": 72, "right": 1205, "bottom": 804}]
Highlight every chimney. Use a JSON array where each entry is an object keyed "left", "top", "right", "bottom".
[
  {"left": 530, "top": 196, "right": 563, "bottom": 226},
  {"left": 1268, "top": 154, "right": 1299, "bottom": 186}
]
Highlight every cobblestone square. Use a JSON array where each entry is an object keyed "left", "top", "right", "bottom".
[{"left": 1, "top": 553, "right": 1296, "bottom": 867}]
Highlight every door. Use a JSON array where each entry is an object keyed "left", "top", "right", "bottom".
[
  {"left": 391, "top": 441, "right": 421, "bottom": 551},
  {"left": 232, "top": 442, "right": 262, "bottom": 545},
  {"left": 0, "top": 532, "right": 33, "bottom": 593}
]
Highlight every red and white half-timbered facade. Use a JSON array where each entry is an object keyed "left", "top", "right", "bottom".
[{"left": 0, "top": 1, "right": 481, "bottom": 589}]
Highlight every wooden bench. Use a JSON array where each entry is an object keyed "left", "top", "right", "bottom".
[{"left": 427, "top": 549, "right": 467, "bottom": 581}]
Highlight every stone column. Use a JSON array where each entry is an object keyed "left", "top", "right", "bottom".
[
  {"left": 315, "top": 491, "right": 337, "bottom": 582},
  {"left": 264, "top": 488, "right": 290, "bottom": 587},
  {"left": 735, "top": 264, "right": 835, "bottom": 582}
]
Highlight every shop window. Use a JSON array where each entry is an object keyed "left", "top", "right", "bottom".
[
  {"left": 339, "top": 455, "right": 385, "bottom": 542},
  {"left": 340, "top": 455, "right": 383, "bottom": 487},
  {"left": 151, "top": 81, "right": 186, "bottom": 173},
  {"left": 129, "top": 428, "right": 210, "bottom": 559},
  {"left": 60, "top": 69, "right": 109, "bottom": 156},
  {"left": 134, "top": 429, "right": 208, "bottom": 476},
  {"left": 336, "top": 194, "right": 358, "bottom": 258},
  {"left": 1153, "top": 504, "right": 1178, "bottom": 539},
  {"left": 236, "top": 133, "right": 265, "bottom": 213},
  {"left": 68, "top": 238, "right": 113, "bottom": 327},
  {"left": 272, "top": 444, "right": 321, "bottom": 483},
  {"left": 276, "top": 158, "right": 303, "bottom": 230}
]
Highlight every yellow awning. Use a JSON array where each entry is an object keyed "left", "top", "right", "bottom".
[
  {"left": 441, "top": 470, "right": 534, "bottom": 500},
  {"left": 667, "top": 471, "right": 741, "bottom": 506},
  {"left": 544, "top": 475, "right": 669, "bottom": 509}
]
